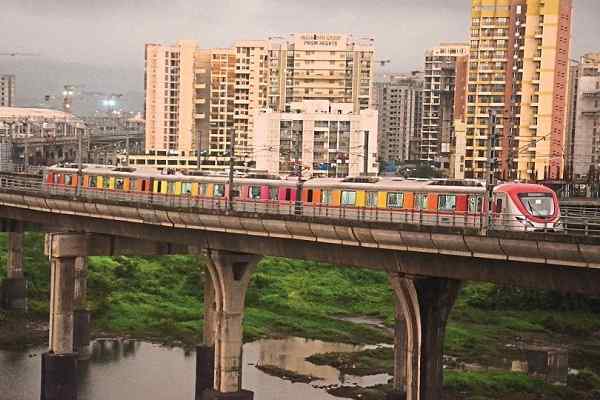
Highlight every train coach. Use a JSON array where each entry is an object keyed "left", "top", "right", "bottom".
[{"left": 39, "top": 165, "right": 561, "bottom": 231}]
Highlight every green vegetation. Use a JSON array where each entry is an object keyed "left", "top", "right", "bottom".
[{"left": 2, "top": 233, "right": 600, "bottom": 399}]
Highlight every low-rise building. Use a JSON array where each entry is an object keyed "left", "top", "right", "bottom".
[{"left": 254, "top": 100, "right": 378, "bottom": 178}]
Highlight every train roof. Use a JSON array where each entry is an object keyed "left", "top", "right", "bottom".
[{"left": 45, "top": 165, "right": 487, "bottom": 194}]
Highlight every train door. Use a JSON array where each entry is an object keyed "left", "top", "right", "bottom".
[{"left": 492, "top": 192, "right": 508, "bottom": 229}]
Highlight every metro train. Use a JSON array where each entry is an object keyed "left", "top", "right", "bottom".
[{"left": 38, "top": 165, "right": 562, "bottom": 232}]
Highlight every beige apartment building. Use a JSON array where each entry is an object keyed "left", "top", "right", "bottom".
[
  {"left": 0, "top": 75, "right": 16, "bottom": 107},
  {"left": 143, "top": 34, "right": 375, "bottom": 171},
  {"left": 465, "top": 0, "right": 572, "bottom": 181},
  {"left": 144, "top": 40, "right": 197, "bottom": 153}
]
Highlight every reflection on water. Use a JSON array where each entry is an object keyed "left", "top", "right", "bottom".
[
  {"left": 249, "top": 337, "right": 391, "bottom": 387},
  {"left": 0, "top": 337, "right": 390, "bottom": 400}
]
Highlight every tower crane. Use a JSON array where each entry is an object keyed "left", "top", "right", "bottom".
[
  {"left": 44, "top": 85, "right": 123, "bottom": 113},
  {"left": 0, "top": 52, "right": 40, "bottom": 57}
]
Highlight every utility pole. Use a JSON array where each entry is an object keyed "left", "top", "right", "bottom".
[
  {"left": 363, "top": 130, "right": 370, "bottom": 176},
  {"left": 227, "top": 129, "right": 236, "bottom": 211},
  {"left": 24, "top": 123, "right": 30, "bottom": 170},
  {"left": 294, "top": 127, "right": 304, "bottom": 215},
  {"left": 77, "top": 124, "right": 83, "bottom": 195}
]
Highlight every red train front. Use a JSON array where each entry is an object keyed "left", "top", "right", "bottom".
[{"left": 492, "top": 183, "right": 562, "bottom": 232}]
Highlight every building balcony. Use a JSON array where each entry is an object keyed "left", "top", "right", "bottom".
[
  {"left": 583, "top": 110, "right": 600, "bottom": 117},
  {"left": 583, "top": 90, "right": 600, "bottom": 98}
]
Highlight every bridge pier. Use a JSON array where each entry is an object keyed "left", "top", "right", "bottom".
[
  {"left": 198, "top": 250, "right": 261, "bottom": 400},
  {"left": 41, "top": 233, "right": 87, "bottom": 400},
  {"left": 1, "top": 222, "right": 27, "bottom": 311},
  {"left": 388, "top": 272, "right": 461, "bottom": 400},
  {"left": 73, "top": 257, "right": 91, "bottom": 359}
]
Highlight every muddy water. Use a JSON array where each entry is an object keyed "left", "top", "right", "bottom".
[{"left": 0, "top": 337, "right": 391, "bottom": 400}]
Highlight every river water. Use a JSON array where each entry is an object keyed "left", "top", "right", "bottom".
[{"left": 0, "top": 337, "right": 391, "bottom": 400}]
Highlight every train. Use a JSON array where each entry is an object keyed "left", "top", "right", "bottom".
[{"left": 38, "top": 165, "right": 562, "bottom": 232}]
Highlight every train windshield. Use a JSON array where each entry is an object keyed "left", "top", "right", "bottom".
[{"left": 518, "top": 193, "right": 554, "bottom": 217}]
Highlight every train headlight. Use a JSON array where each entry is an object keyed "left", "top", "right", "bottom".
[{"left": 515, "top": 216, "right": 535, "bottom": 228}]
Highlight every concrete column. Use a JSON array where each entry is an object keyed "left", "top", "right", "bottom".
[
  {"left": 49, "top": 256, "right": 76, "bottom": 354},
  {"left": 42, "top": 232, "right": 88, "bottom": 400},
  {"left": 196, "top": 265, "right": 217, "bottom": 399},
  {"left": 388, "top": 273, "right": 461, "bottom": 400},
  {"left": 201, "top": 250, "right": 261, "bottom": 399},
  {"left": 1, "top": 224, "right": 27, "bottom": 311},
  {"left": 73, "top": 257, "right": 91, "bottom": 358},
  {"left": 42, "top": 255, "right": 78, "bottom": 400}
]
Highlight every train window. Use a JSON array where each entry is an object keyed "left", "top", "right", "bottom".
[
  {"left": 438, "top": 195, "right": 457, "bottom": 211},
  {"left": 53, "top": 174, "right": 61, "bottom": 184},
  {"left": 249, "top": 186, "right": 261, "bottom": 200},
  {"left": 167, "top": 181, "right": 175, "bottom": 194},
  {"left": 468, "top": 196, "right": 482, "bottom": 213},
  {"left": 115, "top": 178, "right": 125, "bottom": 190},
  {"left": 341, "top": 191, "right": 356, "bottom": 206},
  {"left": 141, "top": 180, "right": 147, "bottom": 192},
  {"left": 269, "top": 187, "right": 279, "bottom": 200},
  {"left": 64, "top": 175, "right": 72, "bottom": 186},
  {"left": 199, "top": 183, "right": 208, "bottom": 196},
  {"left": 366, "top": 192, "right": 378, "bottom": 208},
  {"left": 214, "top": 184, "right": 225, "bottom": 197},
  {"left": 519, "top": 193, "right": 554, "bottom": 217},
  {"left": 495, "top": 198, "right": 503, "bottom": 213},
  {"left": 285, "top": 188, "right": 292, "bottom": 201},
  {"left": 321, "top": 190, "right": 332, "bottom": 205},
  {"left": 130, "top": 178, "right": 137, "bottom": 191},
  {"left": 387, "top": 192, "right": 404, "bottom": 208},
  {"left": 103, "top": 177, "right": 110, "bottom": 189},
  {"left": 307, "top": 189, "right": 314, "bottom": 203},
  {"left": 89, "top": 176, "right": 97, "bottom": 188},
  {"left": 182, "top": 182, "right": 193, "bottom": 194},
  {"left": 233, "top": 185, "right": 241, "bottom": 198},
  {"left": 415, "top": 193, "right": 427, "bottom": 210}
]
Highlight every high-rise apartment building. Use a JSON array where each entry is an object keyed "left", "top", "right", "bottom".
[
  {"left": 268, "top": 34, "right": 375, "bottom": 114},
  {"left": 466, "top": 0, "right": 572, "bottom": 181},
  {"left": 566, "top": 53, "right": 600, "bottom": 179},
  {"left": 143, "top": 34, "right": 375, "bottom": 169},
  {"left": 0, "top": 75, "right": 16, "bottom": 107},
  {"left": 144, "top": 40, "right": 198, "bottom": 153},
  {"left": 374, "top": 72, "right": 423, "bottom": 164},
  {"left": 420, "top": 44, "right": 469, "bottom": 172}
]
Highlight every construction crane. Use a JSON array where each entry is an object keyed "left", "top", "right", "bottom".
[
  {"left": 45, "top": 85, "right": 123, "bottom": 113},
  {"left": 0, "top": 52, "right": 40, "bottom": 57}
]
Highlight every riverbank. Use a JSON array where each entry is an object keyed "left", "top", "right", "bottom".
[{"left": 2, "top": 233, "right": 600, "bottom": 399}]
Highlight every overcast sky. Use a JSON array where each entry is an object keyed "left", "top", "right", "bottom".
[{"left": 2, "top": 0, "right": 599, "bottom": 112}]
